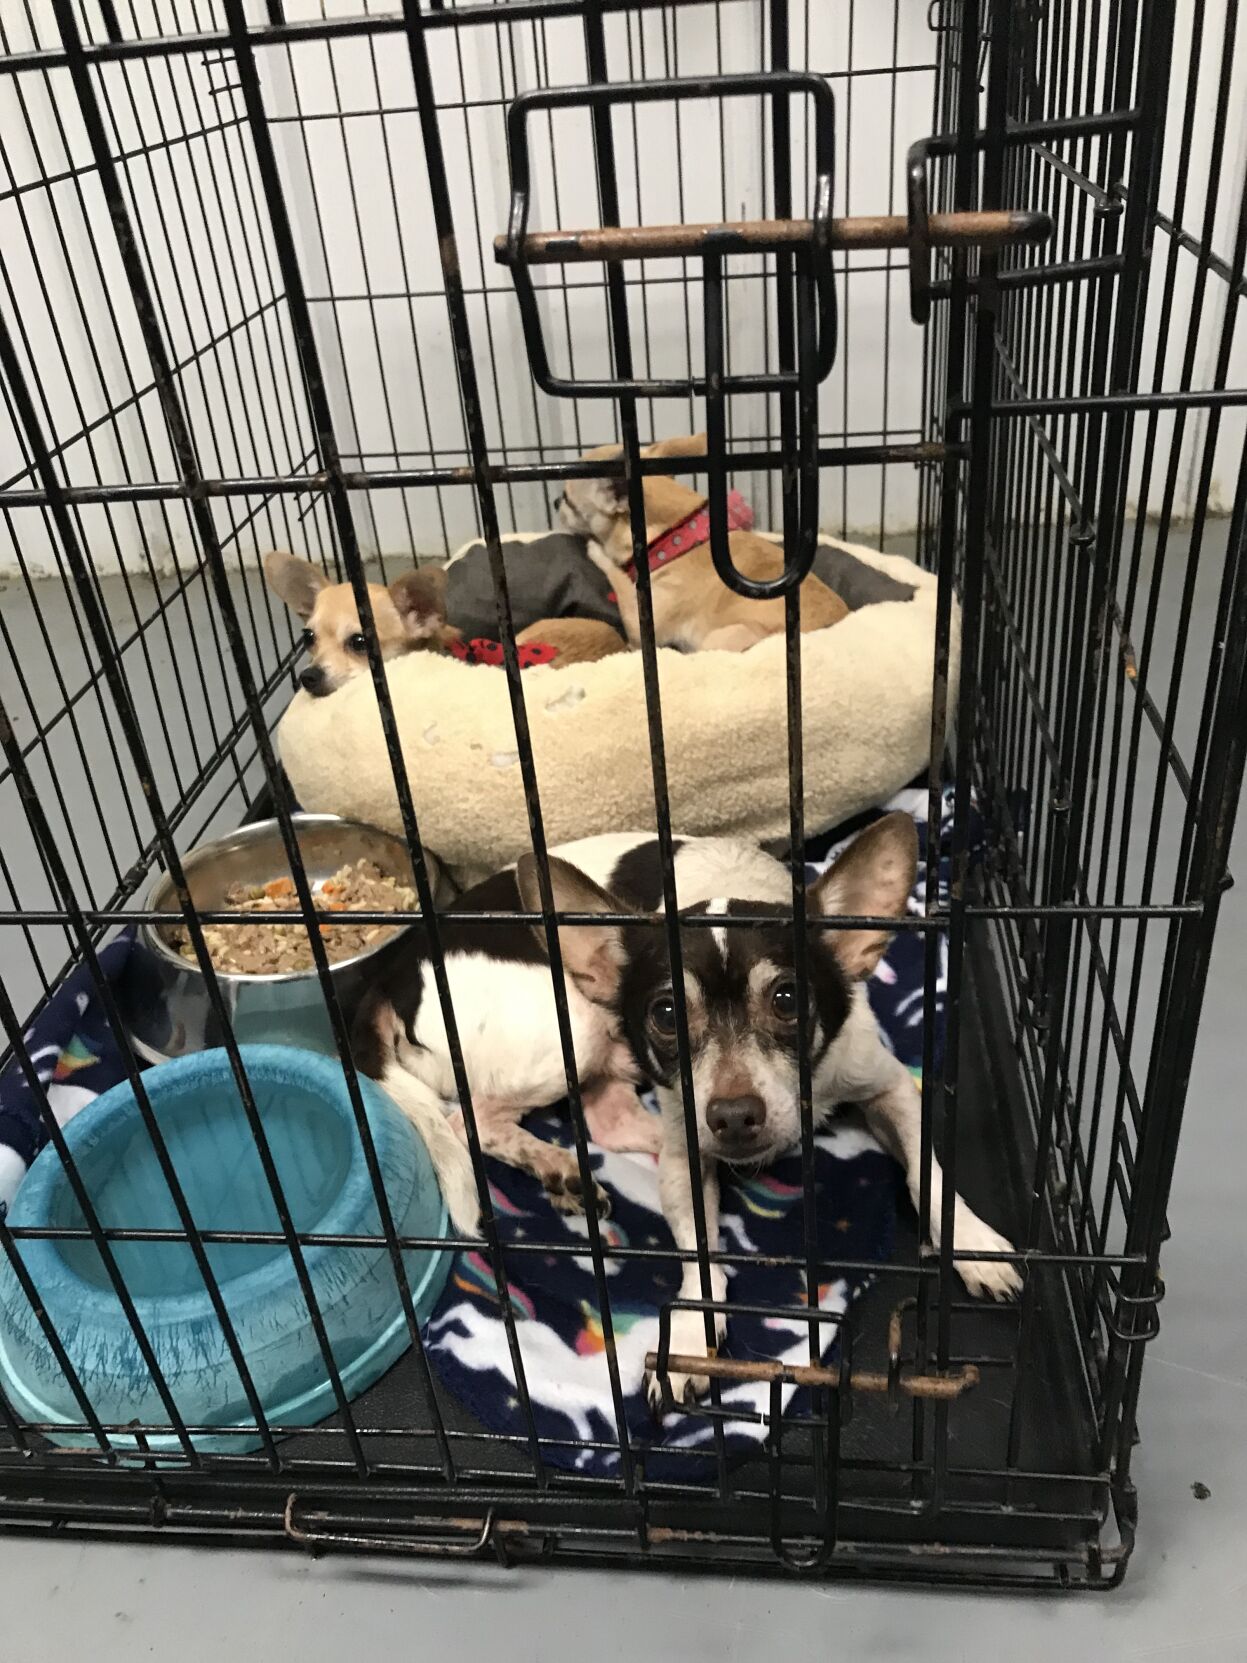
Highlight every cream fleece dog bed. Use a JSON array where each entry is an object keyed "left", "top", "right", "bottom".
[{"left": 278, "top": 539, "right": 958, "bottom": 883}]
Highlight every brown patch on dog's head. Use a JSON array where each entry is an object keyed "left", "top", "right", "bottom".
[
  {"left": 264, "top": 551, "right": 454, "bottom": 698},
  {"left": 558, "top": 436, "right": 709, "bottom": 558}
]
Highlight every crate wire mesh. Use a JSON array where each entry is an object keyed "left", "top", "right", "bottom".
[{"left": 0, "top": 0, "right": 1243, "bottom": 1585}]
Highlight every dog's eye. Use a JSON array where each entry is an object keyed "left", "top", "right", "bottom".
[
  {"left": 771, "top": 979, "right": 799, "bottom": 1023},
  {"left": 345, "top": 632, "right": 369, "bottom": 655},
  {"left": 648, "top": 992, "right": 678, "bottom": 1036},
  {"left": 301, "top": 628, "right": 314, "bottom": 649}
]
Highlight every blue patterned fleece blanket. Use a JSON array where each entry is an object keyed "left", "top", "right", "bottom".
[
  {"left": 0, "top": 935, "right": 136, "bottom": 1210},
  {"left": 0, "top": 787, "right": 960, "bottom": 1476}
]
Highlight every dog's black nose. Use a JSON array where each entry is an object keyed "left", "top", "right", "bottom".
[
  {"left": 706, "top": 1095, "right": 766, "bottom": 1144},
  {"left": 298, "top": 666, "right": 328, "bottom": 696}
]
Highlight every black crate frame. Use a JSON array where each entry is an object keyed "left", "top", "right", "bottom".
[{"left": 0, "top": 0, "right": 1242, "bottom": 1589}]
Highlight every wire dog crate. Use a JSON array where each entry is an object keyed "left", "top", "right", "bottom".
[{"left": 1, "top": 0, "right": 1245, "bottom": 1589}]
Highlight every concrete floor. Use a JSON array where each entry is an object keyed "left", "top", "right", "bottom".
[{"left": 2, "top": 541, "right": 1246, "bottom": 1659}]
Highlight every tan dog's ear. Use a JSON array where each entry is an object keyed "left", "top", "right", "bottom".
[
  {"left": 642, "top": 433, "right": 707, "bottom": 460},
  {"left": 809, "top": 811, "right": 918, "bottom": 980},
  {"left": 582, "top": 477, "right": 629, "bottom": 515},
  {"left": 515, "top": 854, "right": 631, "bottom": 1004},
  {"left": 389, "top": 566, "right": 449, "bottom": 643},
  {"left": 574, "top": 442, "right": 629, "bottom": 512},
  {"left": 264, "top": 550, "right": 328, "bottom": 620}
]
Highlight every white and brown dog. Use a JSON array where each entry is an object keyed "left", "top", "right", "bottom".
[
  {"left": 353, "top": 818, "right": 1020, "bottom": 1408},
  {"left": 557, "top": 434, "right": 849, "bottom": 652}
]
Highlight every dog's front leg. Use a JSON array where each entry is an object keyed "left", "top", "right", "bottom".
[
  {"left": 857, "top": 1054, "right": 1021, "bottom": 1300},
  {"left": 583, "top": 541, "right": 641, "bottom": 645},
  {"left": 581, "top": 1078, "right": 663, "bottom": 1155},
  {"left": 644, "top": 1120, "right": 726, "bottom": 1412},
  {"left": 446, "top": 1099, "right": 612, "bottom": 1219}
]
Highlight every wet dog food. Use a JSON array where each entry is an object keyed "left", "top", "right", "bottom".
[{"left": 169, "top": 860, "right": 416, "bottom": 975}]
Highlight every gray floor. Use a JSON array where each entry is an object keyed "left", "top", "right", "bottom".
[{"left": 2, "top": 544, "right": 1246, "bottom": 1659}]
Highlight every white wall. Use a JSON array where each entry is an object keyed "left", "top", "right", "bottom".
[
  {"left": 1127, "top": 0, "right": 1247, "bottom": 525},
  {"left": 0, "top": 1, "right": 1241, "bottom": 579},
  {"left": 265, "top": 0, "right": 941, "bottom": 557}
]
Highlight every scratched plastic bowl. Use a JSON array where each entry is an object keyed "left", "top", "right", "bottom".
[{"left": 0, "top": 1046, "right": 451, "bottom": 1455}]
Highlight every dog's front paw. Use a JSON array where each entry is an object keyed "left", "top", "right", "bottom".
[
  {"left": 953, "top": 1209, "right": 1022, "bottom": 1300},
  {"left": 644, "top": 1359, "right": 711, "bottom": 1416},
  {"left": 643, "top": 1308, "right": 725, "bottom": 1416},
  {"left": 544, "top": 1168, "right": 611, "bottom": 1219}
]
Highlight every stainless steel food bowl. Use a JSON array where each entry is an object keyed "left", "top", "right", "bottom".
[{"left": 121, "top": 815, "right": 441, "bottom": 1064}]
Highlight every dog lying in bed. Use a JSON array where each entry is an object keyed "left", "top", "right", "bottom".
[
  {"left": 355, "top": 819, "right": 1020, "bottom": 1408},
  {"left": 558, "top": 434, "right": 850, "bottom": 652},
  {"left": 264, "top": 550, "right": 626, "bottom": 694},
  {"left": 266, "top": 430, "right": 855, "bottom": 687}
]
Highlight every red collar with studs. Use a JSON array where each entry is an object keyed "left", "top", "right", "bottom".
[
  {"left": 619, "top": 488, "right": 754, "bottom": 580},
  {"left": 447, "top": 637, "right": 558, "bottom": 669}
]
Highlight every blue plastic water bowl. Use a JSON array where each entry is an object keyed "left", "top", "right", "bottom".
[{"left": 0, "top": 1045, "right": 452, "bottom": 1457}]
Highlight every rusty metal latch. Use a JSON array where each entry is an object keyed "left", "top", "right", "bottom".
[
  {"left": 494, "top": 71, "right": 1049, "bottom": 606},
  {"left": 492, "top": 208, "right": 1044, "bottom": 265},
  {"left": 495, "top": 73, "right": 1051, "bottom": 400},
  {"left": 644, "top": 1296, "right": 980, "bottom": 1410},
  {"left": 284, "top": 1495, "right": 512, "bottom": 1560},
  {"left": 497, "top": 70, "right": 841, "bottom": 402},
  {"left": 642, "top": 1350, "right": 979, "bottom": 1401}
]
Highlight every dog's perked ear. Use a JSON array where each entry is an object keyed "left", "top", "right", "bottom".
[
  {"left": 263, "top": 550, "right": 328, "bottom": 620},
  {"left": 571, "top": 442, "right": 629, "bottom": 512},
  {"left": 515, "top": 853, "right": 631, "bottom": 1005},
  {"left": 809, "top": 810, "right": 919, "bottom": 979},
  {"left": 388, "top": 566, "right": 449, "bottom": 643},
  {"left": 574, "top": 476, "right": 629, "bottom": 517}
]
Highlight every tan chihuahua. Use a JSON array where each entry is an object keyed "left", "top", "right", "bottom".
[
  {"left": 264, "top": 551, "right": 625, "bottom": 696},
  {"left": 558, "top": 434, "right": 849, "bottom": 652}
]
